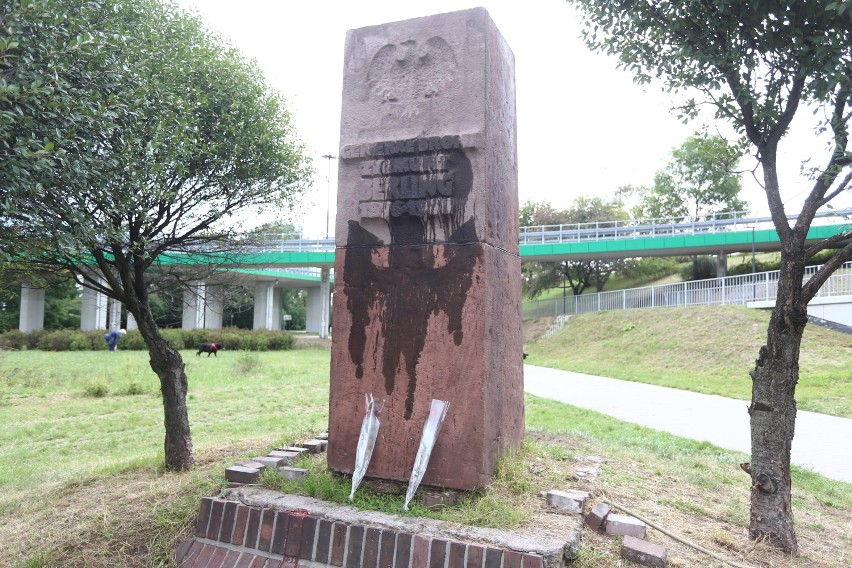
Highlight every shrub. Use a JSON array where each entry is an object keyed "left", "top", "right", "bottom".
[
  {"left": 37, "top": 330, "right": 77, "bottom": 351},
  {"left": 124, "top": 382, "right": 146, "bottom": 396},
  {"left": 83, "top": 382, "right": 109, "bottom": 398},
  {"left": 265, "top": 331, "right": 294, "bottom": 351},
  {"left": 120, "top": 330, "right": 147, "bottom": 351},
  {"left": 680, "top": 256, "right": 718, "bottom": 281},
  {"left": 0, "top": 331, "right": 26, "bottom": 350}
]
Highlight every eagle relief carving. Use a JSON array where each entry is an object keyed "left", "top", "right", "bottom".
[{"left": 367, "top": 36, "right": 457, "bottom": 116}]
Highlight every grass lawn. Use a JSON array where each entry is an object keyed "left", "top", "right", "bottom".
[
  {"left": 524, "top": 304, "right": 852, "bottom": 418},
  {"left": 0, "top": 346, "right": 850, "bottom": 567}
]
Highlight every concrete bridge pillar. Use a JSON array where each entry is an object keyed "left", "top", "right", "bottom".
[
  {"left": 305, "top": 268, "right": 332, "bottom": 338},
  {"left": 126, "top": 312, "right": 137, "bottom": 331},
  {"left": 717, "top": 251, "right": 727, "bottom": 278},
  {"left": 18, "top": 284, "right": 45, "bottom": 333},
  {"left": 253, "top": 282, "right": 281, "bottom": 330},
  {"left": 182, "top": 281, "right": 206, "bottom": 330},
  {"left": 204, "top": 285, "right": 224, "bottom": 329},
  {"left": 108, "top": 297, "right": 122, "bottom": 331},
  {"left": 81, "top": 283, "right": 108, "bottom": 331}
]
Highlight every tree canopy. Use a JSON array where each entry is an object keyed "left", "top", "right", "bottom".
[
  {"left": 633, "top": 133, "right": 747, "bottom": 220},
  {"left": 0, "top": 0, "right": 312, "bottom": 470},
  {"left": 569, "top": 0, "right": 852, "bottom": 553}
]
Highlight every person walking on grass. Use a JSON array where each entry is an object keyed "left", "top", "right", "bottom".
[{"left": 104, "top": 329, "right": 126, "bottom": 352}]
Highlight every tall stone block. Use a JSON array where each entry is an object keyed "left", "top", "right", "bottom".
[{"left": 328, "top": 8, "right": 523, "bottom": 490}]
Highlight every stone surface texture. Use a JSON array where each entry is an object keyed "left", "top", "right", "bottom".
[
  {"left": 329, "top": 7, "right": 523, "bottom": 492},
  {"left": 620, "top": 535, "right": 668, "bottom": 567},
  {"left": 546, "top": 489, "right": 589, "bottom": 514}
]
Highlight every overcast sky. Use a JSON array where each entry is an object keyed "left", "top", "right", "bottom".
[{"left": 175, "top": 0, "right": 833, "bottom": 238}]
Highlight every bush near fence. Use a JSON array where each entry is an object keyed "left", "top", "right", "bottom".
[{"left": 0, "top": 328, "right": 294, "bottom": 352}]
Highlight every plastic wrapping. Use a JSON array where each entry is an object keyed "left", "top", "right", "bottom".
[
  {"left": 403, "top": 399, "right": 450, "bottom": 511},
  {"left": 349, "top": 393, "right": 383, "bottom": 501}
]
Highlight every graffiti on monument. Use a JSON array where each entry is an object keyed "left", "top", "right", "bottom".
[{"left": 342, "top": 135, "right": 478, "bottom": 420}]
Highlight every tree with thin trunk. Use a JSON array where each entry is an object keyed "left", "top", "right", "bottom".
[
  {"left": 1, "top": 0, "right": 311, "bottom": 470},
  {"left": 567, "top": 0, "right": 852, "bottom": 553}
]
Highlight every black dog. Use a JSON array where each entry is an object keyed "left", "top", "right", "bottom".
[{"left": 197, "top": 343, "right": 223, "bottom": 357}]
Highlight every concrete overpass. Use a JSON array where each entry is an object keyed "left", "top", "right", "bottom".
[{"left": 15, "top": 210, "right": 852, "bottom": 335}]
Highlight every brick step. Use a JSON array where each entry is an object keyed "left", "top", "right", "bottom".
[{"left": 176, "top": 487, "right": 579, "bottom": 567}]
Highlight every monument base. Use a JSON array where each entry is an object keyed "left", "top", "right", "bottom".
[{"left": 328, "top": 242, "right": 523, "bottom": 490}]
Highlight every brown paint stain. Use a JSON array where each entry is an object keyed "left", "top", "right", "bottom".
[{"left": 343, "top": 143, "right": 477, "bottom": 419}]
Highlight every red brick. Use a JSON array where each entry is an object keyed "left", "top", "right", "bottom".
[
  {"left": 245, "top": 507, "right": 262, "bottom": 549},
  {"left": 346, "top": 525, "right": 365, "bottom": 568},
  {"left": 234, "top": 552, "right": 256, "bottom": 568},
  {"left": 178, "top": 539, "right": 203, "bottom": 567},
  {"left": 466, "top": 544, "right": 484, "bottom": 568},
  {"left": 248, "top": 556, "right": 268, "bottom": 568},
  {"left": 362, "top": 527, "right": 381, "bottom": 568},
  {"left": 258, "top": 508, "right": 275, "bottom": 551},
  {"left": 207, "top": 546, "right": 228, "bottom": 567},
  {"left": 503, "top": 549, "right": 522, "bottom": 568},
  {"left": 220, "top": 501, "right": 238, "bottom": 544},
  {"left": 232, "top": 506, "right": 250, "bottom": 546},
  {"left": 585, "top": 502, "right": 611, "bottom": 531},
  {"left": 207, "top": 500, "right": 225, "bottom": 541},
  {"left": 315, "top": 519, "right": 333, "bottom": 564},
  {"left": 175, "top": 539, "right": 193, "bottom": 563},
  {"left": 194, "top": 543, "right": 216, "bottom": 566},
  {"left": 300, "top": 515, "right": 318, "bottom": 560},
  {"left": 485, "top": 547, "right": 503, "bottom": 568},
  {"left": 222, "top": 550, "right": 241, "bottom": 566},
  {"left": 379, "top": 530, "right": 396, "bottom": 568},
  {"left": 448, "top": 541, "right": 466, "bottom": 568},
  {"left": 412, "top": 535, "right": 430, "bottom": 567},
  {"left": 279, "top": 557, "right": 299, "bottom": 568},
  {"left": 226, "top": 465, "right": 261, "bottom": 484},
  {"left": 605, "top": 513, "right": 647, "bottom": 539},
  {"left": 522, "top": 553, "right": 544, "bottom": 568},
  {"left": 330, "top": 523, "right": 347, "bottom": 566},
  {"left": 195, "top": 498, "right": 213, "bottom": 537},
  {"left": 284, "top": 512, "right": 304, "bottom": 557},
  {"left": 429, "top": 538, "right": 447, "bottom": 568},
  {"left": 620, "top": 535, "right": 667, "bottom": 567},
  {"left": 271, "top": 511, "right": 290, "bottom": 555},
  {"left": 395, "top": 532, "right": 412, "bottom": 568}
]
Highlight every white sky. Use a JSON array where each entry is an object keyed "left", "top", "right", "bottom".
[{"left": 175, "top": 0, "right": 836, "bottom": 238}]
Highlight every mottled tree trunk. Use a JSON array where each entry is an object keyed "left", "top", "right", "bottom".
[
  {"left": 133, "top": 301, "right": 194, "bottom": 471},
  {"left": 748, "top": 252, "right": 806, "bottom": 554}
]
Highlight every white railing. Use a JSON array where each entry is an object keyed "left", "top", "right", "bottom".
[
  {"left": 518, "top": 208, "right": 852, "bottom": 246},
  {"left": 244, "top": 208, "right": 851, "bottom": 252},
  {"left": 523, "top": 261, "right": 852, "bottom": 319}
]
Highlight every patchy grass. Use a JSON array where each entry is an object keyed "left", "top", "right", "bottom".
[
  {"left": 1, "top": 341, "right": 850, "bottom": 567},
  {"left": 524, "top": 304, "right": 852, "bottom": 417}
]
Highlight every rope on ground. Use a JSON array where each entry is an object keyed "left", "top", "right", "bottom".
[{"left": 601, "top": 496, "right": 756, "bottom": 568}]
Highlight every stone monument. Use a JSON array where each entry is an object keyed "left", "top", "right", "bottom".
[{"left": 328, "top": 8, "right": 523, "bottom": 491}]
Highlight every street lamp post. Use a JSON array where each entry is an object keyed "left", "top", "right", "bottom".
[{"left": 322, "top": 154, "right": 337, "bottom": 239}]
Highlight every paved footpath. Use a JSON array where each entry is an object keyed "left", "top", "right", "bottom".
[{"left": 524, "top": 364, "right": 852, "bottom": 484}]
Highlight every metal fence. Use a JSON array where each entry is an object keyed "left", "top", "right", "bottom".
[{"left": 523, "top": 262, "right": 852, "bottom": 319}]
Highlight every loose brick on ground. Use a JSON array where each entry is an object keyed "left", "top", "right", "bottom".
[
  {"left": 585, "top": 502, "right": 611, "bottom": 531},
  {"left": 546, "top": 489, "right": 589, "bottom": 513},
  {"left": 277, "top": 466, "right": 308, "bottom": 481},
  {"left": 605, "top": 513, "right": 647, "bottom": 539},
  {"left": 226, "top": 465, "right": 261, "bottom": 484},
  {"left": 620, "top": 535, "right": 667, "bottom": 567}
]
